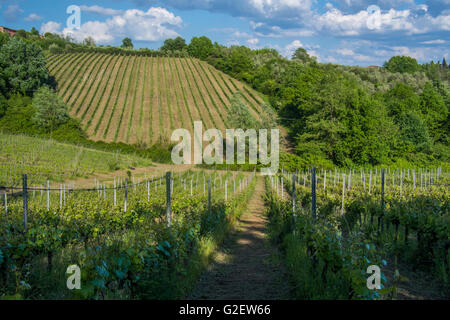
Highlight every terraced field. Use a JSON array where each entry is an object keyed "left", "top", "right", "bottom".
[{"left": 47, "top": 53, "right": 270, "bottom": 146}]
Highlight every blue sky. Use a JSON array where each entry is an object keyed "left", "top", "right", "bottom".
[{"left": 0, "top": 0, "right": 448, "bottom": 66}]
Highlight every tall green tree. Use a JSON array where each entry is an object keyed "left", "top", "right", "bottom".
[
  {"left": 121, "top": 37, "right": 133, "bottom": 49},
  {"left": 30, "top": 27, "right": 39, "bottom": 37},
  {"left": 292, "top": 47, "right": 316, "bottom": 64},
  {"left": 188, "top": 36, "right": 213, "bottom": 60},
  {"left": 32, "top": 86, "right": 69, "bottom": 132},
  {"left": 160, "top": 37, "right": 187, "bottom": 52},
  {"left": 419, "top": 82, "right": 448, "bottom": 140},
  {"left": 384, "top": 56, "right": 420, "bottom": 74},
  {"left": 0, "top": 37, "right": 49, "bottom": 96},
  {"left": 385, "top": 83, "right": 420, "bottom": 117},
  {"left": 0, "top": 32, "right": 10, "bottom": 47},
  {"left": 397, "top": 112, "right": 431, "bottom": 152}
]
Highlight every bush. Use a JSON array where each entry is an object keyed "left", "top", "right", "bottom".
[
  {"left": 32, "top": 86, "right": 69, "bottom": 132},
  {"left": 49, "top": 43, "right": 62, "bottom": 54}
]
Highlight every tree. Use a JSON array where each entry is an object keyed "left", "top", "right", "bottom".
[
  {"left": 419, "top": 82, "right": 447, "bottom": 140},
  {"left": 292, "top": 48, "right": 315, "bottom": 64},
  {"left": 443, "top": 57, "right": 448, "bottom": 68},
  {"left": 0, "top": 32, "right": 9, "bottom": 48},
  {"left": 385, "top": 83, "right": 420, "bottom": 117},
  {"left": 384, "top": 56, "right": 420, "bottom": 74},
  {"left": 49, "top": 43, "right": 62, "bottom": 54},
  {"left": 160, "top": 37, "right": 186, "bottom": 52},
  {"left": 121, "top": 37, "right": 133, "bottom": 49},
  {"left": 227, "top": 92, "right": 258, "bottom": 129},
  {"left": 227, "top": 46, "right": 254, "bottom": 80},
  {"left": 30, "top": 27, "right": 39, "bottom": 37},
  {"left": 188, "top": 36, "right": 213, "bottom": 60},
  {"left": 32, "top": 86, "right": 69, "bottom": 132},
  {"left": 15, "top": 29, "right": 28, "bottom": 38},
  {"left": 83, "top": 36, "right": 95, "bottom": 47},
  {"left": 397, "top": 112, "right": 431, "bottom": 151},
  {"left": 0, "top": 37, "right": 49, "bottom": 96}
]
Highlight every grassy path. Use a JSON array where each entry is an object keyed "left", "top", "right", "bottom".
[{"left": 189, "top": 176, "right": 292, "bottom": 300}]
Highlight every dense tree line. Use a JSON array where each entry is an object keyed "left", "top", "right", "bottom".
[{"left": 175, "top": 37, "right": 449, "bottom": 167}]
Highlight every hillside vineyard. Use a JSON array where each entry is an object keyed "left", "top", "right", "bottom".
[{"left": 47, "top": 53, "right": 267, "bottom": 145}]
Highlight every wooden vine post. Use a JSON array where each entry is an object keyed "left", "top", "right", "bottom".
[
  {"left": 22, "top": 174, "right": 28, "bottom": 233},
  {"left": 311, "top": 167, "right": 316, "bottom": 219},
  {"left": 208, "top": 178, "right": 212, "bottom": 216},
  {"left": 166, "top": 172, "right": 172, "bottom": 227}
]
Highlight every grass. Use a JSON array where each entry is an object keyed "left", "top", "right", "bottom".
[
  {"left": 68, "top": 54, "right": 111, "bottom": 113},
  {"left": 181, "top": 58, "right": 217, "bottom": 129},
  {"left": 96, "top": 56, "right": 128, "bottom": 137},
  {"left": 60, "top": 53, "right": 99, "bottom": 100},
  {"left": 80, "top": 54, "right": 119, "bottom": 120},
  {"left": 137, "top": 57, "right": 148, "bottom": 144},
  {"left": 113, "top": 55, "right": 137, "bottom": 142},
  {"left": 125, "top": 57, "right": 143, "bottom": 143},
  {"left": 197, "top": 61, "right": 230, "bottom": 112},
  {"left": 189, "top": 58, "right": 228, "bottom": 128},
  {"left": 162, "top": 57, "right": 175, "bottom": 132},
  {"left": 155, "top": 57, "right": 164, "bottom": 140},
  {"left": 54, "top": 53, "right": 86, "bottom": 83},
  {"left": 167, "top": 57, "right": 186, "bottom": 129},
  {"left": 0, "top": 132, "right": 152, "bottom": 186}
]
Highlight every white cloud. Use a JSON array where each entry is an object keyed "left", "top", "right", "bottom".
[
  {"left": 316, "top": 7, "right": 450, "bottom": 36},
  {"left": 334, "top": 47, "right": 371, "bottom": 61},
  {"left": 284, "top": 40, "right": 303, "bottom": 57},
  {"left": 420, "top": 39, "right": 446, "bottom": 44},
  {"left": 40, "top": 21, "right": 61, "bottom": 34},
  {"left": 24, "top": 13, "right": 43, "bottom": 22},
  {"left": 233, "top": 31, "right": 253, "bottom": 38},
  {"left": 41, "top": 7, "right": 183, "bottom": 44},
  {"left": 246, "top": 37, "right": 260, "bottom": 48},
  {"left": 336, "top": 48, "right": 355, "bottom": 56},
  {"left": 80, "top": 5, "right": 123, "bottom": 16}
]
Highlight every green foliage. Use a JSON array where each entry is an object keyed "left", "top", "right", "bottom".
[
  {"left": 384, "top": 56, "right": 420, "bottom": 74},
  {"left": 397, "top": 112, "right": 431, "bottom": 152},
  {"left": 419, "top": 82, "right": 448, "bottom": 140},
  {"left": 188, "top": 36, "right": 213, "bottom": 60},
  {"left": 226, "top": 92, "right": 258, "bottom": 129},
  {"left": 385, "top": 83, "right": 420, "bottom": 117},
  {"left": 160, "top": 37, "right": 187, "bottom": 52},
  {"left": 83, "top": 37, "right": 96, "bottom": 47},
  {"left": 292, "top": 47, "right": 316, "bottom": 64},
  {"left": 121, "top": 37, "right": 133, "bottom": 49},
  {"left": 48, "top": 43, "right": 62, "bottom": 54},
  {"left": 0, "top": 37, "right": 50, "bottom": 96},
  {"left": 30, "top": 27, "right": 39, "bottom": 37},
  {"left": 0, "top": 32, "right": 9, "bottom": 47},
  {"left": 0, "top": 94, "right": 36, "bottom": 134},
  {"left": 32, "top": 86, "right": 69, "bottom": 132},
  {"left": 0, "top": 170, "right": 256, "bottom": 299}
]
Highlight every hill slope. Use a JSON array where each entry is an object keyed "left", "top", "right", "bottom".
[
  {"left": 47, "top": 53, "right": 270, "bottom": 146},
  {"left": 0, "top": 132, "right": 152, "bottom": 186}
]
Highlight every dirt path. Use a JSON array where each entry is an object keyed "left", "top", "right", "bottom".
[{"left": 189, "top": 176, "right": 292, "bottom": 300}]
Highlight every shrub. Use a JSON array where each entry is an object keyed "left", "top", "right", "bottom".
[{"left": 32, "top": 86, "right": 69, "bottom": 132}]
